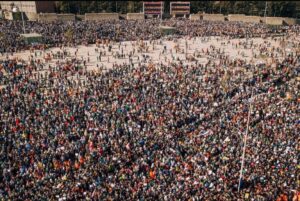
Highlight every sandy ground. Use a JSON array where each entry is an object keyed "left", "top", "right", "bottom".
[{"left": 0, "top": 35, "right": 297, "bottom": 73}]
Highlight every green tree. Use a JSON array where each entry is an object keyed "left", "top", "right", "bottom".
[
  {"left": 127, "top": 1, "right": 134, "bottom": 13},
  {"left": 54, "top": 1, "right": 299, "bottom": 17}
]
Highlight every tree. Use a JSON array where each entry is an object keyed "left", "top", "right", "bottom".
[
  {"left": 53, "top": 1, "right": 299, "bottom": 17},
  {"left": 127, "top": 1, "right": 134, "bottom": 13}
]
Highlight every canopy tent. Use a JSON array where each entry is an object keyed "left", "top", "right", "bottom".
[
  {"left": 20, "top": 33, "right": 43, "bottom": 45},
  {"left": 159, "top": 26, "right": 177, "bottom": 35}
]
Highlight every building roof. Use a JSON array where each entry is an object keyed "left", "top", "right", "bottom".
[
  {"left": 20, "top": 33, "right": 42, "bottom": 38},
  {"left": 159, "top": 26, "right": 176, "bottom": 30}
]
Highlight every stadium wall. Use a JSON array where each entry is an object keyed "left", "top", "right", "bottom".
[
  {"left": 38, "top": 13, "right": 58, "bottom": 22},
  {"left": 190, "top": 14, "right": 201, "bottom": 21},
  {"left": 228, "top": 15, "right": 261, "bottom": 23},
  {"left": 57, "top": 14, "right": 75, "bottom": 22},
  {"left": 126, "top": 13, "right": 144, "bottom": 20},
  {"left": 85, "top": 13, "right": 119, "bottom": 21},
  {"left": 26, "top": 12, "right": 38, "bottom": 21},
  {"left": 283, "top": 17, "right": 300, "bottom": 25},
  {"left": 264, "top": 17, "right": 284, "bottom": 25},
  {"left": 227, "top": 14, "right": 246, "bottom": 22},
  {"left": 243, "top": 16, "right": 262, "bottom": 23},
  {"left": 203, "top": 14, "right": 224, "bottom": 21}
]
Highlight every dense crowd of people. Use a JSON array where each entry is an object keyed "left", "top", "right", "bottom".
[
  {"left": 0, "top": 18, "right": 299, "bottom": 200},
  {"left": 0, "top": 19, "right": 299, "bottom": 53}
]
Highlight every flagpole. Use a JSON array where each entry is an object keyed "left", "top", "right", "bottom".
[{"left": 238, "top": 89, "right": 253, "bottom": 192}]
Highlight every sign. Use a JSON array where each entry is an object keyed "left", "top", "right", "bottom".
[
  {"left": 143, "top": 1, "right": 164, "bottom": 15},
  {"left": 170, "top": 1, "right": 190, "bottom": 16}
]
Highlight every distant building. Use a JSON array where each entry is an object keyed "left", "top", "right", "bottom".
[
  {"left": 0, "top": 1, "right": 54, "bottom": 21},
  {"left": 0, "top": 1, "right": 54, "bottom": 13},
  {"left": 170, "top": 1, "right": 190, "bottom": 18}
]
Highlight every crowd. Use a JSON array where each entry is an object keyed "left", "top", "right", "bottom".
[
  {"left": 0, "top": 18, "right": 299, "bottom": 201},
  {"left": 1, "top": 19, "right": 300, "bottom": 53}
]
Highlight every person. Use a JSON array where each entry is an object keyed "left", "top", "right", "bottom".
[{"left": 0, "top": 18, "right": 299, "bottom": 201}]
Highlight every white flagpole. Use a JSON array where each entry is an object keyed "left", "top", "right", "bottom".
[{"left": 238, "top": 89, "right": 253, "bottom": 192}]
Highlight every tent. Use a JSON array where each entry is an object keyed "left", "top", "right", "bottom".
[
  {"left": 159, "top": 26, "right": 177, "bottom": 35},
  {"left": 20, "top": 33, "right": 43, "bottom": 45}
]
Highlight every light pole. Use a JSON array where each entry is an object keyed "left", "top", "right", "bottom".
[
  {"left": 264, "top": 1, "right": 268, "bottom": 22},
  {"left": 237, "top": 90, "right": 267, "bottom": 192},
  {"left": 19, "top": 2, "right": 26, "bottom": 34},
  {"left": 13, "top": 2, "right": 25, "bottom": 34},
  {"left": 237, "top": 89, "right": 253, "bottom": 192}
]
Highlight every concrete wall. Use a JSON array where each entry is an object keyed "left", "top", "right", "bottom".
[
  {"left": 190, "top": 14, "right": 201, "bottom": 21},
  {"left": 283, "top": 17, "right": 300, "bottom": 25},
  {"left": 126, "top": 13, "right": 144, "bottom": 20},
  {"left": 228, "top": 15, "right": 261, "bottom": 23},
  {"left": 265, "top": 17, "right": 284, "bottom": 25},
  {"left": 57, "top": 14, "right": 75, "bottom": 22},
  {"left": 38, "top": 13, "right": 57, "bottom": 23},
  {"left": 243, "top": 16, "right": 261, "bottom": 23},
  {"left": 26, "top": 12, "right": 38, "bottom": 21},
  {"left": 227, "top": 14, "right": 246, "bottom": 22},
  {"left": 39, "top": 13, "right": 75, "bottom": 23},
  {"left": 223, "top": 15, "right": 298, "bottom": 25},
  {"left": 203, "top": 14, "right": 224, "bottom": 21},
  {"left": 85, "top": 13, "right": 119, "bottom": 21}
]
